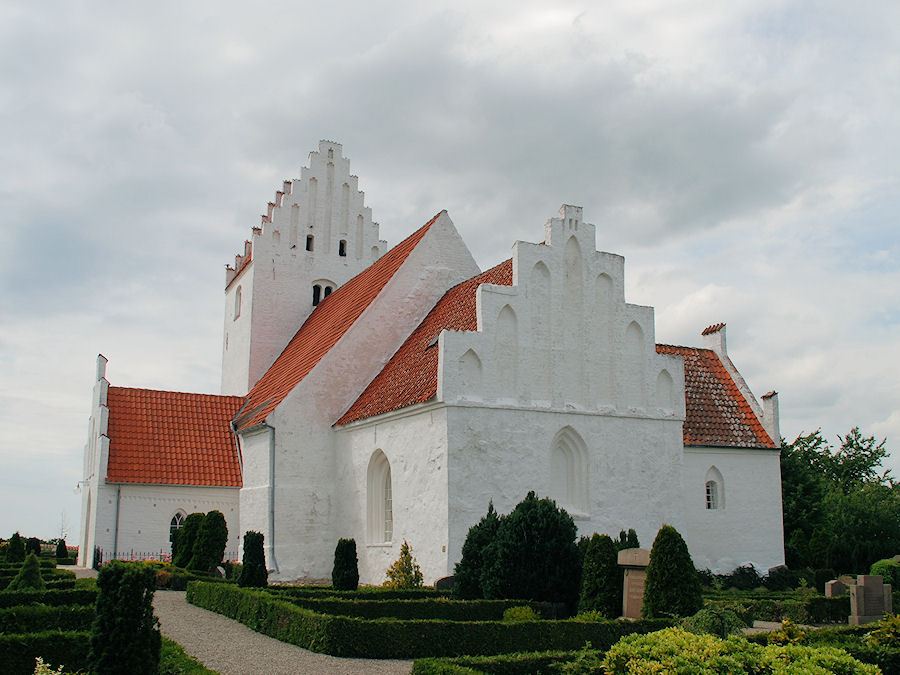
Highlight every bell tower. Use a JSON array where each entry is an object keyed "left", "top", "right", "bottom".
[{"left": 221, "top": 141, "right": 387, "bottom": 395}]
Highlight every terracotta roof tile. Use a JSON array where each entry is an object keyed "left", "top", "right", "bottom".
[
  {"left": 105, "top": 387, "right": 244, "bottom": 486},
  {"left": 656, "top": 345, "right": 775, "bottom": 449},
  {"left": 337, "top": 259, "right": 513, "bottom": 425},
  {"left": 234, "top": 213, "right": 442, "bottom": 431}
]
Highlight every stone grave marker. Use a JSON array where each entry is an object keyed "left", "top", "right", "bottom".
[
  {"left": 825, "top": 579, "right": 847, "bottom": 597},
  {"left": 849, "top": 575, "right": 893, "bottom": 625},
  {"left": 618, "top": 547, "right": 651, "bottom": 619}
]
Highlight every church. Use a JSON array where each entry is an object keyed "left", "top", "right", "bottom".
[{"left": 78, "top": 140, "right": 785, "bottom": 582}]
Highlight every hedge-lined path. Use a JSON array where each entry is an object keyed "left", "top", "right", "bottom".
[{"left": 153, "top": 590, "right": 413, "bottom": 675}]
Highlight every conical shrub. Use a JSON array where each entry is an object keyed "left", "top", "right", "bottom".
[
  {"left": 332, "top": 538, "right": 359, "bottom": 590},
  {"left": 642, "top": 524, "right": 702, "bottom": 618},
  {"left": 7, "top": 552, "right": 45, "bottom": 591}
]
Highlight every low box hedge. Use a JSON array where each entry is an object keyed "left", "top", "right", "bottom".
[
  {"left": 704, "top": 595, "right": 849, "bottom": 624},
  {"left": 188, "top": 581, "right": 671, "bottom": 659},
  {"left": 412, "top": 648, "right": 605, "bottom": 674},
  {"left": 0, "top": 630, "right": 90, "bottom": 675},
  {"left": 0, "top": 560, "right": 56, "bottom": 571},
  {"left": 270, "top": 585, "right": 446, "bottom": 600},
  {"left": 0, "top": 604, "right": 95, "bottom": 633},
  {"left": 0, "top": 587, "right": 98, "bottom": 609},
  {"left": 285, "top": 596, "right": 563, "bottom": 621}
]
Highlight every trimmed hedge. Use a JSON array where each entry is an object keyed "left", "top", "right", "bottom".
[
  {"left": 188, "top": 581, "right": 671, "bottom": 659},
  {"left": 0, "top": 630, "right": 90, "bottom": 675},
  {"left": 0, "top": 587, "right": 98, "bottom": 609},
  {"left": 271, "top": 585, "right": 446, "bottom": 600},
  {"left": 0, "top": 560, "right": 56, "bottom": 571},
  {"left": 704, "top": 595, "right": 849, "bottom": 624},
  {"left": 412, "top": 649, "right": 604, "bottom": 674},
  {"left": 0, "top": 603, "right": 95, "bottom": 632},
  {"left": 285, "top": 596, "right": 563, "bottom": 621}
]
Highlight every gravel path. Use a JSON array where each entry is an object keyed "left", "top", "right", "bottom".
[{"left": 153, "top": 590, "right": 413, "bottom": 675}]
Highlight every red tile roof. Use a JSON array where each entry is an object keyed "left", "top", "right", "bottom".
[
  {"left": 233, "top": 213, "right": 442, "bottom": 431},
  {"left": 656, "top": 345, "right": 775, "bottom": 449},
  {"left": 105, "top": 387, "right": 244, "bottom": 486},
  {"left": 337, "top": 259, "right": 513, "bottom": 425}
]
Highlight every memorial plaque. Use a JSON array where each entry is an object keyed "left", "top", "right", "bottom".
[{"left": 618, "top": 547, "right": 651, "bottom": 619}]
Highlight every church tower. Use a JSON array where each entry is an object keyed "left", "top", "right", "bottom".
[{"left": 221, "top": 141, "right": 387, "bottom": 395}]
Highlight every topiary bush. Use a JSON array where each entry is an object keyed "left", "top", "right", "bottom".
[
  {"left": 332, "top": 538, "right": 359, "bottom": 591},
  {"left": 871, "top": 558, "right": 900, "bottom": 588},
  {"left": 189, "top": 510, "right": 228, "bottom": 574},
  {"left": 453, "top": 502, "right": 500, "bottom": 600},
  {"left": 385, "top": 540, "right": 424, "bottom": 589},
  {"left": 7, "top": 532, "right": 24, "bottom": 563},
  {"left": 480, "top": 492, "right": 581, "bottom": 613},
  {"left": 642, "top": 524, "right": 702, "bottom": 618},
  {"left": 173, "top": 513, "right": 203, "bottom": 569},
  {"left": 681, "top": 607, "right": 746, "bottom": 638},
  {"left": 502, "top": 605, "right": 539, "bottom": 622},
  {"left": 54, "top": 539, "right": 68, "bottom": 561},
  {"left": 237, "top": 531, "right": 268, "bottom": 588},
  {"left": 579, "top": 533, "right": 621, "bottom": 618},
  {"left": 25, "top": 537, "right": 42, "bottom": 557},
  {"left": 6, "top": 553, "right": 46, "bottom": 591},
  {"left": 89, "top": 560, "right": 161, "bottom": 675},
  {"left": 615, "top": 528, "right": 640, "bottom": 551}
]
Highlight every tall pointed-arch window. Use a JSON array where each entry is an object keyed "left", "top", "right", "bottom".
[
  {"left": 233, "top": 286, "right": 242, "bottom": 320},
  {"left": 169, "top": 511, "right": 186, "bottom": 554},
  {"left": 312, "top": 284, "right": 322, "bottom": 306},
  {"left": 705, "top": 466, "right": 725, "bottom": 510},
  {"left": 367, "top": 450, "right": 393, "bottom": 543},
  {"left": 549, "top": 427, "right": 589, "bottom": 515}
]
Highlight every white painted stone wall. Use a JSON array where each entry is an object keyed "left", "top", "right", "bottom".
[
  {"left": 221, "top": 141, "right": 388, "bottom": 396},
  {"left": 335, "top": 405, "right": 450, "bottom": 585},
  {"left": 682, "top": 446, "right": 785, "bottom": 572},
  {"left": 237, "top": 213, "right": 479, "bottom": 580}
]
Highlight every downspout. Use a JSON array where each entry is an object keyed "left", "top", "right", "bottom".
[{"left": 112, "top": 485, "right": 121, "bottom": 559}]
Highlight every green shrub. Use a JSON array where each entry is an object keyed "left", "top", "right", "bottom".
[
  {"left": 0, "top": 604, "right": 94, "bottom": 633},
  {"left": 481, "top": 492, "right": 581, "bottom": 612},
  {"left": 7, "top": 532, "right": 25, "bottom": 563},
  {"left": 237, "top": 531, "right": 268, "bottom": 588},
  {"left": 453, "top": 502, "right": 500, "bottom": 600},
  {"left": 578, "top": 533, "right": 620, "bottom": 618},
  {"left": 285, "top": 595, "right": 553, "bottom": 620},
  {"left": 0, "top": 630, "right": 90, "bottom": 675},
  {"left": 385, "top": 540, "right": 424, "bottom": 589},
  {"left": 681, "top": 606, "right": 746, "bottom": 638},
  {"left": 704, "top": 595, "right": 849, "bottom": 625},
  {"left": 0, "top": 588, "right": 98, "bottom": 609},
  {"left": 603, "top": 626, "right": 879, "bottom": 674},
  {"left": 188, "top": 581, "right": 672, "bottom": 659},
  {"left": 173, "top": 513, "right": 203, "bottom": 568},
  {"left": 412, "top": 648, "right": 606, "bottom": 675},
  {"left": 189, "top": 510, "right": 228, "bottom": 574},
  {"left": 7, "top": 553, "right": 46, "bottom": 591},
  {"left": 89, "top": 560, "right": 161, "bottom": 675},
  {"left": 502, "top": 606, "right": 539, "bottom": 622},
  {"left": 25, "top": 537, "right": 42, "bottom": 557},
  {"left": 871, "top": 558, "right": 900, "bottom": 588},
  {"left": 159, "top": 635, "right": 219, "bottom": 675},
  {"left": 720, "top": 564, "right": 762, "bottom": 591},
  {"left": 222, "top": 560, "right": 243, "bottom": 582},
  {"left": 614, "top": 529, "right": 639, "bottom": 551},
  {"left": 54, "top": 540, "right": 67, "bottom": 561},
  {"left": 331, "top": 538, "right": 359, "bottom": 591},
  {"left": 865, "top": 612, "right": 900, "bottom": 649},
  {"left": 642, "top": 524, "right": 702, "bottom": 618},
  {"left": 272, "top": 585, "right": 444, "bottom": 600}
]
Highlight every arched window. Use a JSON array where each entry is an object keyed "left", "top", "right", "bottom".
[
  {"left": 339, "top": 239, "right": 347, "bottom": 257},
  {"left": 233, "top": 286, "right": 242, "bottom": 320},
  {"left": 367, "top": 451, "right": 393, "bottom": 543},
  {"left": 306, "top": 234, "right": 314, "bottom": 251},
  {"left": 323, "top": 286, "right": 332, "bottom": 298},
  {"left": 705, "top": 466, "right": 725, "bottom": 510},
  {"left": 169, "top": 511, "right": 186, "bottom": 554},
  {"left": 549, "top": 427, "right": 589, "bottom": 515},
  {"left": 312, "top": 284, "right": 322, "bottom": 306}
]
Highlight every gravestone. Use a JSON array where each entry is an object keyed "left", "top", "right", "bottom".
[
  {"left": 434, "top": 575, "right": 454, "bottom": 591},
  {"left": 849, "top": 575, "right": 893, "bottom": 625},
  {"left": 618, "top": 547, "right": 651, "bottom": 619},
  {"left": 825, "top": 579, "right": 847, "bottom": 597}
]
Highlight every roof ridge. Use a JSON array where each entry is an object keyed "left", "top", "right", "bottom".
[{"left": 108, "top": 385, "right": 245, "bottom": 400}]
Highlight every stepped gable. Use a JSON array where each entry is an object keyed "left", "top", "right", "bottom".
[
  {"left": 337, "top": 259, "right": 513, "bottom": 425},
  {"left": 656, "top": 345, "right": 775, "bottom": 449},
  {"left": 105, "top": 387, "right": 244, "bottom": 486},
  {"left": 233, "top": 213, "right": 442, "bottom": 431}
]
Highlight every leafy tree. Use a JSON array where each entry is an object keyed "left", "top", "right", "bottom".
[
  {"left": 453, "top": 502, "right": 500, "bottom": 599},
  {"left": 6, "top": 552, "right": 45, "bottom": 591},
  {"left": 332, "top": 538, "right": 359, "bottom": 590},
  {"left": 481, "top": 491, "right": 581, "bottom": 611},
  {"left": 579, "top": 533, "right": 621, "bottom": 617},
  {"left": 89, "top": 561, "right": 161, "bottom": 675},
  {"left": 173, "top": 513, "right": 203, "bottom": 568},
  {"left": 7, "top": 532, "right": 25, "bottom": 563},
  {"left": 384, "top": 540, "right": 423, "bottom": 589},
  {"left": 190, "top": 510, "right": 228, "bottom": 574},
  {"left": 643, "top": 524, "right": 702, "bottom": 618},
  {"left": 238, "top": 531, "right": 268, "bottom": 588},
  {"left": 55, "top": 538, "right": 68, "bottom": 560},
  {"left": 25, "top": 537, "right": 42, "bottom": 557}
]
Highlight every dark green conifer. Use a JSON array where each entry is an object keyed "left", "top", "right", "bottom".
[
  {"left": 453, "top": 501, "right": 500, "bottom": 599},
  {"left": 332, "top": 538, "right": 359, "bottom": 590},
  {"left": 173, "top": 513, "right": 203, "bottom": 568},
  {"left": 7, "top": 532, "right": 25, "bottom": 563},
  {"left": 579, "top": 533, "right": 621, "bottom": 617},
  {"left": 6, "top": 552, "right": 45, "bottom": 591},
  {"left": 642, "top": 524, "right": 702, "bottom": 618},
  {"left": 238, "top": 531, "right": 268, "bottom": 588}
]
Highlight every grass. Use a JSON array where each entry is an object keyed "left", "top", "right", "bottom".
[{"left": 159, "top": 636, "right": 220, "bottom": 675}]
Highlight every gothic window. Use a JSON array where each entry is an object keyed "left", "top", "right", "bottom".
[
  {"left": 306, "top": 234, "right": 314, "bottom": 251},
  {"left": 169, "top": 511, "right": 186, "bottom": 554},
  {"left": 233, "top": 286, "right": 242, "bottom": 320},
  {"left": 312, "top": 284, "right": 322, "bottom": 306},
  {"left": 339, "top": 239, "right": 347, "bottom": 257},
  {"left": 549, "top": 427, "right": 589, "bottom": 515},
  {"left": 705, "top": 466, "right": 725, "bottom": 510},
  {"left": 367, "top": 450, "right": 393, "bottom": 543}
]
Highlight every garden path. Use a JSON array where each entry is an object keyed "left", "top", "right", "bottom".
[{"left": 152, "top": 590, "right": 413, "bottom": 675}]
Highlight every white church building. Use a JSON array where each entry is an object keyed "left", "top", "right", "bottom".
[{"left": 79, "top": 140, "right": 785, "bottom": 580}]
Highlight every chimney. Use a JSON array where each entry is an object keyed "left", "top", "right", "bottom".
[
  {"left": 96, "top": 354, "right": 108, "bottom": 381},
  {"left": 701, "top": 322, "right": 726, "bottom": 356},
  {"left": 761, "top": 391, "right": 780, "bottom": 445}
]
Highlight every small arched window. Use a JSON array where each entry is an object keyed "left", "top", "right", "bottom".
[
  {"left": 169, "top": 511, "right": 186, "bottom": 553},
  {"left": 323, "top": 286, "right": 332, "bottom": 298},
  {"left": 367, "top": 450, "right": 393, "bottom": 543},
  {"left": 312, "top": 284, "right": 322, "bottom": 306},
  {"left": 705, "top": 466, "right": 725, "bottom": 510},
  {"left": 306, "top": 234, "right": 314, "bottom": 251},
  {"left": 339, "top": 239, "right": 347, "bottom": 257},
  {"left": 233, "top": 286, "right": 242, "bottom": 320},
  {"left": 706, "top": 481, "right": 719, "bottom": 510}
]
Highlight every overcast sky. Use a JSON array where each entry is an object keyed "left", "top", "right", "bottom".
[{"left": 2, "top": 1, "right": 898, "bottom": 542}]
